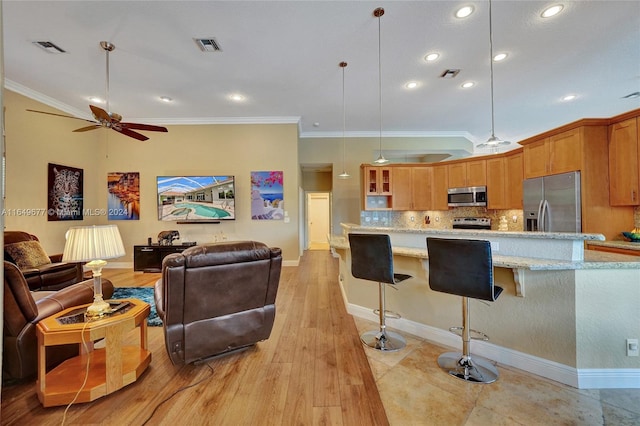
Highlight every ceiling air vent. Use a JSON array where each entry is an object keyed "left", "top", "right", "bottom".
[
  {"left": 440, "top": 69, "right": 461, "bottom": 78},
  {"left": 194, "top": 38, "right": 222, "bottom": 52},
  {"left": 32, "top": 41, "right": 66, "bottom": 54}
]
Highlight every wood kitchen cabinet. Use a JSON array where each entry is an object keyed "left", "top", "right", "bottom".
[
  {"left": 362, "top": 166, "right": 392, "bottom": 210},
  {"left": 486, "top": 150, "right": 523, "bottom": 210},
  {"left": 523, "top": 127, "right": 581, "bottom": 179},
  {"left": 505, "top": 151, "right": 524, "bottom": 209},
  {"left": 432, "top": 165, "right": 449, "bottom": 210},
  {"left": 392, "top": 166, "right": 433, "bottom": 210},
  {"left": 608, "top": 117, "right": 639, "bottom": 206},
  {"left": 520, "top": 119, "right": 635, "bottom": 240},
  {"left": 447, "top": 159, "right": 486, "bottom": 187}
]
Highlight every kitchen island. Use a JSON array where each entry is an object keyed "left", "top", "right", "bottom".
[{"left": 331, "top": 223, "right": 640, "bottom": 389}]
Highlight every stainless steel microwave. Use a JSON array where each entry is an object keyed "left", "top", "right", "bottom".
[{"left": 447, "top": 186, "right": 487, "bottom": 207}]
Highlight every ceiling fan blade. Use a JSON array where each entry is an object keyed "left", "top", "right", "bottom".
[
  {"left": 121, "top": 122, "right": 168, "bottom": 132},
  {"left": 114, "top": 127, "right": 149, "bottom": 141},
  {"left": 26, "top": 109, "right": 97, "bottom": 124},
  {"left": 73, "top": 125, "right": 102, "bottom": 132},
  {"left": 89, "top": 105, "right": 112, "bottom": 122}
]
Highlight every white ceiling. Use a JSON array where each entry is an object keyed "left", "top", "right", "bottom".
[{"left": 3, "top": 1, "right": 640, "bottom": 151}]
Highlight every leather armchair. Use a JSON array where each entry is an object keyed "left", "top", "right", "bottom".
[
  {"left": 155, "top": 241, "right": 282, "bottom": 365},
  {"left": 4, "top": 231, "right": 84, "bottom": 291},
  {"left": 3, "top": 261, "right": 115, "bottom": 381}
]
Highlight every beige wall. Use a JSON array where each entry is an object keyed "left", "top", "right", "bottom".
[{"left": 3, "top": 91, "right": 300, "bottom": 263}]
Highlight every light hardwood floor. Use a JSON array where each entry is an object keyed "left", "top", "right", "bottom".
[{"left": 2, "top": 250, "right": 639, "bottom": 425}]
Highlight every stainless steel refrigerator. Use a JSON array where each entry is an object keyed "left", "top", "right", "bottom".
[{"left": 523, "top": 171, "right": 581, "bottom": 233}]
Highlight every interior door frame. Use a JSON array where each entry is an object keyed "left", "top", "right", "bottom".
[{"left": 305, "top": 191, "right": 332, "bottom": 249}]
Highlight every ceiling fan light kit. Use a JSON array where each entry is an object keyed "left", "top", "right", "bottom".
[{"left": 27, "top": 41, "right": 168, "bottom": 141}]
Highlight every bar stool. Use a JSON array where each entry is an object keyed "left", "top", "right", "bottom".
[
  {"left": 426, "top": 237, "right": 503, "bottom": 383},
  {"left": 348, "top": 233, "right": 411, "bottom": 352}
]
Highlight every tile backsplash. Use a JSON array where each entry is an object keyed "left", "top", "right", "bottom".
[
  {"left": 360, "top": 206, "right": 640, "bottom": 233},
  {"left": 360, "top": 208, "right": 524, "bottom": 231}
]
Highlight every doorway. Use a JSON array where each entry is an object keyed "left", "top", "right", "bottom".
[{"left": 306, "top": 192, "right": 330, "bottom": 250}]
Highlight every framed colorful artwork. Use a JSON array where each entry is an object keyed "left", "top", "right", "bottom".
[
  {"left": 251, "top": 171, "right": 284, "bottom": 220},
  {"left": 47, "top": 163, "right": 83, "bottom": 221},
  {"left": 108, "top": 172, "right": 140, "bottom": 220}
]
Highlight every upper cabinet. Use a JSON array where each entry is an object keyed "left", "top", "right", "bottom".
[
  {"left": 486, "top": 150, "right": 523, "bottom": 210},
  {"left": 447, "top": 159, "right": 486, "bottom": 187},
  {"left": 432, "top": 165, "right": 449, "bottom": 211},
  {"left": 608, "top": 117, "right": 639, "bottom": 206},
  {"left": 362, "top": 166, "right": 392, "bottom": 210},
  {"left": 392, "top": 167, "right": 433, "bottom": 211},
  {"left": 523, "top": 127, "right": 582, "bottom": 179}
]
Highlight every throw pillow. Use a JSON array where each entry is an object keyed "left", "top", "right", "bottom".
[{"left": 5, "top": 240, "right": 52, "bottom": 269}]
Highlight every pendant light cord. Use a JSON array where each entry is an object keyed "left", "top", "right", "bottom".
[
  {"left": 340, "top": 61, "right": 349, "bottom": 177},
  {"left": 105, "top": 47, "right": 110, "bottom": 113},
  {"left": 489, "top": 0, "right": 496, "bottom": 139},
  {"left": 377, "top": 9, "right": 383, "bottom": 155}
]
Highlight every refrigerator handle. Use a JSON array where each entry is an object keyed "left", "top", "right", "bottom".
[
  {"left": 536, "top": 199, "right": 544, "bottom": 231},
  {"left": 541, "top": 199, "right": 550, "bottom": 232}
]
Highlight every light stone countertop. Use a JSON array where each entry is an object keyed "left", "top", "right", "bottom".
[
  {"left": 341, "top": 223, "right": 605, "bottom": 241},
  {"left": 586, "top": 240, "right": 640, "bottom": 252},
  {"left": 330, "top": 235, "right": 640, "bottom": 271}
]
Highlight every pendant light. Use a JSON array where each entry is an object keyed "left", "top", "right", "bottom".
[
  {"left": 476, "top": 0, "right": 510, "bottom": 150},
  {"left": 338, "top": 61, "right": 351, "bottom": 179},
  {"left": 373, "top": 7, "right": 389, "bottom": 165}
]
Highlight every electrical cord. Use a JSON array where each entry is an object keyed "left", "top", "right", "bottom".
[
  {"left": 141, "top": 362, "right": 215, "bottom": 425},
  {"left": 61, "top": 318, "right": 94, "bottom": 425}
]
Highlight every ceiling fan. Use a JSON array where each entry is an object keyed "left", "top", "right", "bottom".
[{"left": 27, "top": 41, "right": 168, "bottom": 141}]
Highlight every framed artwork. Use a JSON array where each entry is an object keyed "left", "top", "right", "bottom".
[
  {"left": 108, "top": 172, "right": 140, "bottom": 220},
  {"left": 251, "top": 171, "right": 284, "bottom": 220},
  {"left": 47, "top": 163, "right": 83, "bottom": 221}
]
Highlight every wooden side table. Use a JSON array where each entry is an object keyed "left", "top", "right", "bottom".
[{"left": 36, "top": 298, "right": 151, "bottom": 407}]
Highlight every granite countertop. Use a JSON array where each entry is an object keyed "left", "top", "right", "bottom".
[
  {"left": 586, "top": 240, "right": 640, "bottom": 252},
  {"left": 340, "top": 223, "right": 605, "bottom": 241},
  {"left": 330, "top": 235, "right": 640, "bottom": 271}
]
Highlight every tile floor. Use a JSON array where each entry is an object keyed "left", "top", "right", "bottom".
[{"left": 353, "top": 317, "right": 640, "bottom": 426}]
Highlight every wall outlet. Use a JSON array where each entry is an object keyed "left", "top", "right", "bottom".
[{"left": 627, "top": 338, "right": 639, "bottom": 356}]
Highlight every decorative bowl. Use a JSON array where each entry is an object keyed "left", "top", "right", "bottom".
[{"left": 621, "top": 232, "right": 640, "bottom": 242}]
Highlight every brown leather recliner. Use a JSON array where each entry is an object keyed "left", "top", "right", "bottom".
[
  {"left": 4, "top": 231, "right": 84, "bottom": 291},
  {"left": 3, "top": 261, "right": 115, "bottom": 381},
  {"left": 155, "top": 241, "right": 282, "bottom": 365}
]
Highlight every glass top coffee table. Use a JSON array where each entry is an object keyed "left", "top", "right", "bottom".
[{"left": 36, "top": 298, "right": 151, "bottom": 407}]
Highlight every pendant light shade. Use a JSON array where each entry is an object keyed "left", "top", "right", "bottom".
[
  {"left": 373, "top": 7, "right": 389, "bottom": 165},
  {"left": 476, "top": 0, "right": 510, "bottom": 151},
  {"left": 338, "top": 61, "right": 351, "bottom": 179}
]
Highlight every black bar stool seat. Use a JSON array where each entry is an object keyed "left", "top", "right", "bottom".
[
  {"left": 426, "top": 237, "right": 503, "bottom": 383},
  {"left": 349, "top": 233, "right": 412, "bottom": 352}
]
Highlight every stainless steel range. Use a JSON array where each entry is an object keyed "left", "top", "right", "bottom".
[{"left": 452, "top": 217, "right": 491, "bottom": 230}]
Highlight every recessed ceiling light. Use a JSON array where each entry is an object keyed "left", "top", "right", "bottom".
[
  {"left": 159, "top": 96, "right": 173, "bottom": 103},
  {"left": 229, "top": 94, "right": 245, "bottom": 102},
  {"left": 461, "top": 81, "right": 475, "bottom": 89},
  {"left": 405, "top": 81, "right": 419, "bottom": 89},
  {"left": 562, "top": 94, "right": 577, "bottom": 101},
  {"left": 455, "top": 5, "right": 474, "bottom": 19},
  {"left": 89, "top": 96, "right": 104, "bottom": 104},
  {"left": 493, "top": 52, "right": 508, "bottom": 62},
  {"left": 424, "top": 52, "right": 440, "bottom": 62},
  {"left": 541, "top": 4, "right": 564, "bottom": 18}
]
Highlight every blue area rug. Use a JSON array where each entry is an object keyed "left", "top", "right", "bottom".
[{"left": 111, "top": 287, "right": 162, "bottom": 327}]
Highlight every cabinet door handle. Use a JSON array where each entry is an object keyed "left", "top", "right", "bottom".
[{"left": 633, "top": 190, "right": 637, "bottom": 202}]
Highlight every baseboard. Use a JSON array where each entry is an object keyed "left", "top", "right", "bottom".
[{"left": 347, "top": 303, "right": 640, "bottom": 389}]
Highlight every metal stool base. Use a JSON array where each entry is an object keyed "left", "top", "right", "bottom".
[
  {"left": 360, "top": 330, "right": 406, "bottom": 352},
  {"left": 437, "top": 352, "right": 499, "bottom": 384}
]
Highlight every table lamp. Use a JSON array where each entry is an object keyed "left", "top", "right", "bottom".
[{"left": 63, "top": 225, "right": 126, "bottom": 318}]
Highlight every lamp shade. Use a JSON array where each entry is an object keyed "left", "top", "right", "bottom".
[{"left": 62, "top": 225, "right": 126, "bottom": 262}]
